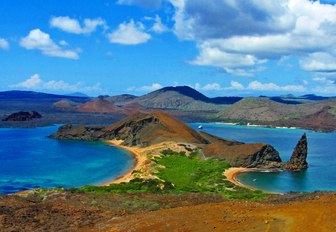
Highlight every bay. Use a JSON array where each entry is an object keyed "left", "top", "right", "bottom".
[
  {"left": 0, "top": 126, "right": 134, "bottom": 194},
  {"left": 190, "top": 123, "right": 336, "bottom": 193}
]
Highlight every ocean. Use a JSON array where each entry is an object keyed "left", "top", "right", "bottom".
[
  {"left": 190, "top": 123, "right": 336, "bottom": 193},
  {"left": 0, "top": 126, "right": 134, "bottom": 194},
  {"left": 1, "top": 123, "right": 335, "bottom": 194}
]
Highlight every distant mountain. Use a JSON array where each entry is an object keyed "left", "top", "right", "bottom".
[
  {"left": 105, "top": 94, "right": 138, "bottom": 105},
  {"left": 126, "top": 86, "right": 234, "bottom": 111},
  {"left": 67, "top": 92, "right": 90, "bottom": 98},
  {"left": 269, "top": 97, "right": 302, "bottom": 105},
  {"left": 209, "top": 96, "right": 243, "bottom": 104},
  {"left": 0, "top": 90, "right": 89, "bottom": 102},
  {"left": 77, "top": 98, "right": 125, "bottom": 114},
  {"left": 300, "top": 94, "right": 332, "bottom": 101},
  {"left": 219, "top": 97, "right": 336, "bottom": 131}
]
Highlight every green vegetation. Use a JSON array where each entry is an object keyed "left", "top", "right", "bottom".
[
  {"left": 79, "top": 178, "right": 174, "bottom": 194},
  {"left": 155, "top": 155, "right": 230, "bottom": 192},
  {"left": 76, "top": 149, "right": 269, "bottom": 200}
]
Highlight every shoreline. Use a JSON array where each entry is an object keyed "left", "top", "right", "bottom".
[
  {"left": 216, "top": 121, "right": 298, "bottom": 130},
  {"left": 101, "top": 140, "right": 142, "bottom": 185},
  {"left": 224, "top": 167, "right": 283, "bottom": 195},
  {"left": 224, "top": 167, "right": 256, "bottom": 190}
]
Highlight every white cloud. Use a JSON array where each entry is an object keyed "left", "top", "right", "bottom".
[
  {"left": 117, "top": 0, "right": 162, "bottom": 8},
  {"left": 0, "top": 38, "right": 9, "bottom": 50},
  {"left": 59, "top": 40, "right": 68, "bottom": 46},
  {"left": 151, "top": 15, "right": 168, "bottom": 33},
  {"left": 225, "top": 80, "right": 306, "bottom": 92},
  {"left": 169, "top": 0, "right": 336, "bottom": 74},
  {"left": 108, "top": 20, "right": 151, "bottom": 45},
  {"left": 14, "top": 74, "right": 42, "bottom": 88},
  {"left": 312, "top": 76, "right": 334, "bottom": 84},
  {"left": 300, "top": 52, "right": 336, "bottom": 72},
  {"left": 139, "top": 83, "right": 162, "bottom": 91},
  {"left": 247, "top": 81, "right": 306, "bottom": 92},
  {"left": 50, "top": 16, "right": 107, "bottom": 35},
  {"left": 227, "top": 81, "right": 244, "bottom": 90},
  {"left": 191, "top": 43, "right": 266, "bottom": 69},
  {"left": 11, "top": 74, "right": 102, "bottom": 93},
  {"left": 127, "top": 83, "right": 163, "bottom": 91},
  {"left": 194, "top": 83, "right": 222, "bottom": 91},
  {"left": 20, "top": 29, "right": 79, "bottom": 59}
]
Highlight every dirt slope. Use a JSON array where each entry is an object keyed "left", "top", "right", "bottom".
[{"left": 102, "top": 193, "right": 336, "bottom": 232}]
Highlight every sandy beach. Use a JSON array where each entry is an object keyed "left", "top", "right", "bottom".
[
  {"left": 102, "top": 141, "right": 204, "bottom": 186},
  {"left": 224, "top": 167, "right": 255, "bottom": 190},
  {"left": 102, "top": 140, "right": 146, "bottom": 185}
]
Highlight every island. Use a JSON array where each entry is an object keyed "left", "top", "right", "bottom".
[
  {"left": 51, "top": 111, "right": 308, "bottom": 186},
  {"left": 2, "top": 111, "right": 42, "bottom": 121}
]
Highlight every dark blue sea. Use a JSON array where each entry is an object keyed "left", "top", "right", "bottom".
[
  {"left": 190, "top": 123, "right": 336, "bottom": 194},
  {"left": 0, "top": 126, "right": 134, "bottom": 194}
]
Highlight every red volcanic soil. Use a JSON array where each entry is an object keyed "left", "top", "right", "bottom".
[
  {"left": 1, "top": 192, "right": 335, "bottom": 232},
  {"left": 105, "top": 110, "right": 209, "bottom": 145},
  {"left": 282, "top": 106, "right": 336, "bottom": 132},
  {"left": 122, "top": 102, "right": 149, "bottom": 114},
  {"left": 77, "top": 99, "right": 126, "bottom": 114},
  {"left": 53, "top": 99, "right": 78, "bottom": 110},
  {"left": 102, "top": 193, "right": 336, "bottom": 232}
]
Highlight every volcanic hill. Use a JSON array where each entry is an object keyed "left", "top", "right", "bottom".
[{"left": 51, "top": 111, "right": 307, "bottom": 170}]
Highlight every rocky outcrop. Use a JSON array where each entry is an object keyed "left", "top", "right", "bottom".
[
  {"left": 51, "top": 111, "right": 210, "bottom": 146},
  {"left": 286, "top": 133, "right": 308, "bottom": 171},
  {"left": 203, "top": 143, "right": 283, "bottom": 168},
  {"left": 2, "top": 111, "right": 42, "bottom": 121}
]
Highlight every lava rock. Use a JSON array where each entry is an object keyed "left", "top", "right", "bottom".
[
  {"left": 2, "top": 111, "right": 42, "bottom": 122},
  {"left": 286, "top": 133, "right": 308, "bottom": 171}
]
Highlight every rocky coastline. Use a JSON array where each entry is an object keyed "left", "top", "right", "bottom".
[{"left": 51, "top": 111, "right": 308, "bottom": 172}]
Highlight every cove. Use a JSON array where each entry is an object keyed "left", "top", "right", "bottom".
[
  {"left": 0, "top": 126, "right": 134, "bottom": 194},
  {"left": 190, "top": 123, "right": 336, "bottom": 193}
]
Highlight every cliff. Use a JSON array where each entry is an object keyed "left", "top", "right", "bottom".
[{"left": 51, "top": 111, "right": 307, "bottom": 169}]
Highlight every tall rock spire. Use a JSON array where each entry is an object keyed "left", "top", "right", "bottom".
[{"left": 286, "top": 133, "right": 308, "bottom": 171}]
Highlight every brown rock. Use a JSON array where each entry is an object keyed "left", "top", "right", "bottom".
[{"left": 286, "top": 133, "right": 308, "bottom": 171}]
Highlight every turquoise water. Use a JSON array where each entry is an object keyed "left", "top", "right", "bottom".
[
  {"left": 190, "top": 123, "right": 336, "bottom": 193},
  {"left": 0, "top": 126, "right": 134, "bottom": 194}
]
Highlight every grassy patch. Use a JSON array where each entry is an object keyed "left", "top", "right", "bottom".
[
  {"left": 156, "top": 155, "right": 230, "bottom": 192},
  {"left": 77, "top": 150, "right": 269, "bottom": 200}
]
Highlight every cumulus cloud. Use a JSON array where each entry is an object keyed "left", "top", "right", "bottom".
[
  {"left": 151, "top": 15, "right": 168, "bottom": 33},
  {"left": 20, "top": 29, "right": 80, "bottom": 59},
  {"left": 127, "top": 83, "right": 163, "bottom": 91},
  {"left": 225, "top": 80, "right": 306, "bottom": 92},
  {"left": 108, "top": 20, "right": 151, "bottom": 45},
  {"left": 12, "top": 74, "right": 102, "bottom": 93},
  {"left": 194, "top": 83, "right": 222, "bottom": 91},
  {"left": 227, "top": 81, "right": 245, "bottom": 90},
  {"left": 300, "top": 52, "right": 336, "bottom": 72},
  {"left": 0, "top": 38, "right": 9, "bottom": 50},
  {"left": 312, "top": 75, "right": 336, "bottom": 94},
  {"left": 138, "top": 83, "right": 162, "bottom": 91},
  {"left": 169, "top": 0, "right": 336, "bottom": 75},
  {"left": 117, "top": 0, "right": 162, "bottom": 8},
  {"left": 50, "top": 16, "right": 107, "bottom": 35},
  {"left": 191, "top": 42, "right": 266, "bottom": 72}
]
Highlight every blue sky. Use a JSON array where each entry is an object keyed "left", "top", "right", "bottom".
[{"left": 1, "top": 0, "right": 336, "bottom": 97}]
